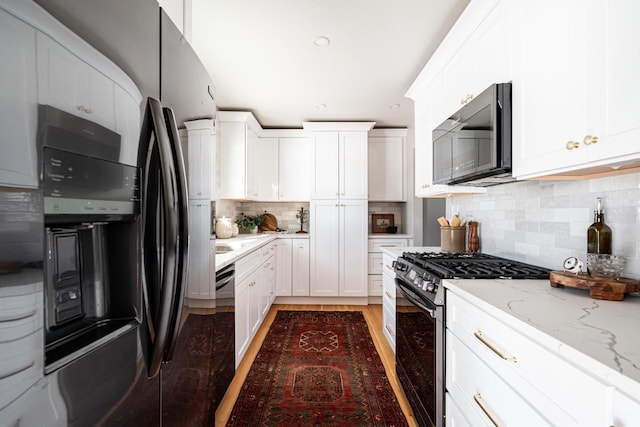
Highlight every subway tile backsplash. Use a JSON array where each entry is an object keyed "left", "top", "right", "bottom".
[
  {"left": 216, "top": 200, "right": 310, "bottom": 232},
  {"left": 448, "top": 173, "right": 640, "bottom": 279}
]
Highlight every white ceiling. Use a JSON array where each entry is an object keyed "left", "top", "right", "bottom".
[{"left": 190, "top": 0, "right": 470, "bottom": 129}]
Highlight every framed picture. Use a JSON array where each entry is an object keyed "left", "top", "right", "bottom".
[{"left": 371, "top": 213, "right": 394, "bottom": 233}]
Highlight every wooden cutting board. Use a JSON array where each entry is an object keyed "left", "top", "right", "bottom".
[
  {"left": 259, "top": 213, "right": 278, "bottom": 232},
  {"left": 550, "top": 271, "right": 640, "bottom": 301}
]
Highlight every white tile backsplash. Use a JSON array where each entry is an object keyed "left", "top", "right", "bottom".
[{"left": 449, "top": 173, "right": 640, "bottom": 279}]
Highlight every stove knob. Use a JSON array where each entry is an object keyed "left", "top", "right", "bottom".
[{"left": 426, "top": 282, "right": 435, "bottom": 292}]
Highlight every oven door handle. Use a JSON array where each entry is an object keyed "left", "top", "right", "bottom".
[{"left": 396, "top": 281, "right": 437, "bottom": 319}]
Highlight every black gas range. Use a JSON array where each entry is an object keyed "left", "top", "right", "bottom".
[
  {"left": 393, "top": 252, "right": 550, "bottom": 427},
  {"left": 394, "top": 251, "right": 551, "bottom": 307}
]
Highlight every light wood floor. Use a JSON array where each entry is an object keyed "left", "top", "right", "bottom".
[{"left": 215, "top": 304, "right": 419, "bottom": 427}]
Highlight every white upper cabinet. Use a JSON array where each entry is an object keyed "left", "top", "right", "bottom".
[
  {"left": 257, "top": 137, "right": 278, "bottom": 201},
  {"left": 37, "top": 32, "right": 115, "bottom": 130},
  {"left": 256, "top": 134, "right": 311, "bottom": 202},
  {"left": 0, "top": 8, "right": 38, "bottom": 189},
  {"left": 407, "top": 0, "right": 508, "bottom": 197},
  {"left": 368, "top": 129, "right": 406, "bottom": 201},
  {"left": 217, "top": 111, "right": 261, "bottom": 200},
  {"left": 184, "top": 119, "right": 215, "bottom": 200},
  {"left": 513, "top": 0, "right": 640, "bottom": 179},
  {"left": 279, "top": 137, "right": 311, "bottom": 201},
  {"left": 305, "top": 122, "right": 374, "bottom": 200}
]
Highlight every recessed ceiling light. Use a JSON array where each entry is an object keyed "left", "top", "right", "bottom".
[
  {"left": 389, "top": 104, "right": 401, "bottom": 109},
  {"left": 315, "top": 103, "right": 327, "bottom": 109},
  {"left": 314, "top": 36, "right": 331, "bottom": 47}
]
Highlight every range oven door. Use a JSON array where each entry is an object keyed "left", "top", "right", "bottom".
[{"left": 395, "top": 279, "right": 444, "bottom": 427}]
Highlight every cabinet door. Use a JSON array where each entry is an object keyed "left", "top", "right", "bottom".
[
  {"left": 292, "top": 239, "right": 310, "bottom": 296},
  {"left": 512, "top": 0, "right": 588, "bottom": 178},
  {"left": 36, "top": 32, "right": 115, "bottom": 130},
  {"left": 235, "top": 274, "right": 249, "bottom": 366},
  {"left": 187, "top": 201, "right": 212, "bottom": 299},
  {"left": 248, "top": 273, "right": 261, "bottom": 335},
  {"left": 0, "top": 9, "right": 38, "bottom": 189},
  {"left": 275, "top": 238, "right": 292, "bottom": 296},
  {"left": 586, "top": 1, "right": 640, "bottom": 163},
  {"left": 186, "top": 126, "right": 213, "bottom": 199},
  {"left": 339, "top": 132, "right": 368, "bottom": 199},
  {"left": 279, "top": 137, "right": 311, "bottom": 201},
  {"left": 368, "top": 136, "right": 404, "bottom": 201},
  {"left": 259, "top": 257, "right": 274, "bottom": 319},
  {"left": 257, "top": 137, "right": 278, "bottom": 201},
  {"left": 217, "top": 121, "right": 246, "bottom": 199},
  {"left": 310, "top": 132, "right": 339, "bottom": 199},
  {"left": 245, "top": 126, "right": 260, "bottom": 199},
  {"left": 339, "top": 200, "right": 367, "bottom": 297},
  {"left": 114, "top": 85, "right": 141, "bottom": 166},
  {"left": 310, "top": 200, "right": 339, "bottom": 296}
]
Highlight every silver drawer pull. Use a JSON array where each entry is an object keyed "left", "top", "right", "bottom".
[
  {"left": 385, "top": 324, "right": 395, "bottom": 337},
  {"left": 474, "top": 394, "right": 500, "bottom": 427},
  {"left": 385, "top": 291, "right": 394, "bottom": 299},
  {"left": 474, "top": 331, "right": 517, "bottom": 363}
]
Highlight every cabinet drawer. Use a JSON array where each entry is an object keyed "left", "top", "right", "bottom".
[
  {"left": 367, "top": 274, "right": 383, "bottom": 296},
  {"left": 447, "top": 331, "right": 553, "bottom": 426},
  {"left": 236, "top": 249, "right": 262, "bottom": 283},
  {"left": 611, "top": 388, "right": 640, "bottom": 427},
  {"left": 382, "top": 302, "right": 396, "bottom": 350},
  {"left": 368, "top": 238, "right": 408, "bottom": 252},
  {"left": 447, "top": 292, "right": 609, "bottom": 425},
  {"left": 261, "top": 241, "right": 276, "bottom": 260},
  {"left": 382, "top": 253, "right": 397, "bottom": 277},
  {"left": 368, "top": 252, "right": 383, "bottom": 274}
]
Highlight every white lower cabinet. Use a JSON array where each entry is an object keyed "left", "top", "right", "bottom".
[
  {"left": 275, "top": 238, "right": 310, "bottom": 297},
  {"left": 382, "top": 252, "right": 398, "bottom": 351},
  {"left": 368, "top": 237, "right": 411, "bottom": 298},
  {"left": 446, "top": 290, "right": 610, "bottom": 426},
  {"left": 611, "top": 389, "right": 640, "bottom": 427},
  {"left": 310, "top": 200, "right": 367, "bottom": 297},
  {"left": 234, "top": 242, "right": 276, "bottom": 367}
]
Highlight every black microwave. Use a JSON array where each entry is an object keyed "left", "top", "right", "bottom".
[{"left": 432, "top": 82, "right": 513, "bottom": 186}]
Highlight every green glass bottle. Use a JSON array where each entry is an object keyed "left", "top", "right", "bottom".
[{"left": 587, "top": 197, "right": 612, "bottom": 254}]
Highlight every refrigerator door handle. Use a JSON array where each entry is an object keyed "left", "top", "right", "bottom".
[
  {"left": 161, "top": 106, "right": 189, "bottom": 362},
  {"left": 142, "top": 97, "right": 180, "bottom": 378}
]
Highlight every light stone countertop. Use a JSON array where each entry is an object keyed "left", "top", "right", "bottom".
[
  {"left": 213, "top": 233, "right": 310, "bottom": 272},
  {"left": 444, "top": 278, "right": 640, "bottom": 399}
]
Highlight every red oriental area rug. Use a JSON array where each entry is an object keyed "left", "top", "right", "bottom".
[{"left": 227, "top": 310, "right": 408, "bottom": 427}]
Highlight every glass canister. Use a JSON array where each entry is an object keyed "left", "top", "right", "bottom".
[{"left": 441, "top": 226, "right": 466, "bottom": 253}]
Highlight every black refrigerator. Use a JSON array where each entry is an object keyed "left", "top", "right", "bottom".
[{"left": 0, "top": 0, "right": 217, "bottom": 425}]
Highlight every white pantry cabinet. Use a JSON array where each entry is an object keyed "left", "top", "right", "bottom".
[
  {"left": 304, "top": 122, "right": 374, "bottom": 200},
  {"left": 217, "top": 111, "right": 261, "bottom": 200},
  {"left": 368, "top": 129, "right": 406, "bottom": 201},
  {"left": 0, "top": 8, "right": 38, "bottom": 189},
  {"left": 185, "top": 201, "right": 213, "bottom": 300},
  {"left": 310, "top": 199, "right": 368, "bottom": 297},
  {"left": 513, "top": 0, "right": 640, "bottom": 179},
  {"left": 36, "top": 32, "right": 115, "bottom": 130},
  {"left": 184, "top": 120, "right": 215, "bottom": 200}
]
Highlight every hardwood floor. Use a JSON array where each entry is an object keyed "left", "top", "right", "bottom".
[{"left": 215, "top": 304, "right": 419, "bottom": 426}]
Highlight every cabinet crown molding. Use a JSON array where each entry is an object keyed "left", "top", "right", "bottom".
[
  {"left": 302, "top": 122, "right": 376, "bottom": 132},
  {"left": 184, "top": 119, "right": 214, "bottom": 131}
]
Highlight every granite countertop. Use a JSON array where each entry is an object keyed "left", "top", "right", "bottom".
[
  {"left": 213, "top": 233, "right": 310, "bottom": 271},
  {"left": 444, "top": 278, "right": 640, "bottom": 399}
]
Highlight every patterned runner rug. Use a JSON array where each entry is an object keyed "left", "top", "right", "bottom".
[{"left": 227, "top": 310, "right": 408, "bottom": 426}]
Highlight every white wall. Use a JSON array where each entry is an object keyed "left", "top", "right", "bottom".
[{"left": 448, "top": 173, "right": 640, "bottom": 279}]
